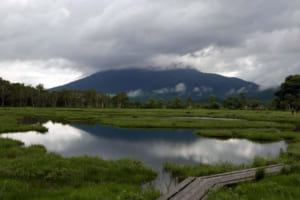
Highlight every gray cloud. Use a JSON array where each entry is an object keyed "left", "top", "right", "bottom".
[{"left": 0, "top": 0, "right": 300, "bottom": 88}]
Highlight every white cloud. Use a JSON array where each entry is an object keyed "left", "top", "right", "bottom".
[
  {"left": 127, "top": 89, "right": 143, "bottom": 97},
  {"left": 201, "top": 86, "right": 213, "bottom": 93},
  {"left": 153, "top": 83, "right": 186, "bottom": 94},
  {"left": 237, "top": 87, "right": 246, "bottom": 93},
  {"left": 174, "top": 83, "right": 186, "bottom": 93},
  {"left": 227, "top": 88, "right": 236, "bottom": 95},
  {"left": 193, "top": 87, "right": 200, "bottom": 92},
  {"left": 226, "top": 87, "right": 247, "bottom": 95},
  {"left": 193, "top": 86, "right": 213, "bottom": 95},
  {"left": 153, "top": 88, "right": 169, "bottom": 94},
  {"left": 0, "top": 59, "right": 84, "bottom": 88}
]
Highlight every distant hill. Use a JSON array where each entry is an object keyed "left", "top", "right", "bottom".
[{"left": 51, "top": 68, "right": 274, "bottom": 102}]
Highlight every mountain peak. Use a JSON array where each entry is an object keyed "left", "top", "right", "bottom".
[{"left": 52, "top": 68, "right": 261, "bottom": 101}]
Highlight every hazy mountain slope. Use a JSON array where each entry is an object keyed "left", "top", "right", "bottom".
[{"left": 52, "top": 68, "right": 272, "bottom": 101}]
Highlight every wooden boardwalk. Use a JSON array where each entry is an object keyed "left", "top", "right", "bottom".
[{"left": 157, "top": 163, "right": 285, "bottom": 200}]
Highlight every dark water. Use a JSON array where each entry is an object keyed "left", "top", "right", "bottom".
[
  {"left": 169, "top": 117, "right": 247, "bottom": 121},
  {"left": 1, "top": 121, "right": 287, "bottom": 192}
]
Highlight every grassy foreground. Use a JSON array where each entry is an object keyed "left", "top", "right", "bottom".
[
  {"left": 0, "top": 138, "right": 159, "bottom": 200},
  {"left": 0, "top": 108, "right": 165, "bottom": 200},
  {"left": 0, "top": 107, "right": 300, "bottom": 199}
]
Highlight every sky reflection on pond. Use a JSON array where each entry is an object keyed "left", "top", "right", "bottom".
[{"left": 1, "top": 121, "right": 287, "bottom": 169}]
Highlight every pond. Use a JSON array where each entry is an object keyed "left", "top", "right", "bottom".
[
  {"left": 1, "top": 121, "right": 287, "bottom": 192},
  {"left": 168, "top": 117, "right": 247, "bottom": 121}
]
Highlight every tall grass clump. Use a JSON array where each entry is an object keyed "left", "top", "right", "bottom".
[
  {"left": 0, "top": 137, "right": 160, "bottom": 200},
  {"left": 255, "top": 168, "right": 265, "bottom": 181}
]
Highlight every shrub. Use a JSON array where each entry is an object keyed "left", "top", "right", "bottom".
[{"left": 255, "top": 168, "right": 265, "bottom": 181}]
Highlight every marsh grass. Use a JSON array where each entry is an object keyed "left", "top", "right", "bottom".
[
  {"left": 0, "top": 107, "right": 300, "bottom": 199},
  {"left": 0, "top": 108, "right": 163, "bottom": 200},
  {"left": 0, "top": 137, "right": 159, "bottom": 200},
  {"left": 1, "top": 107, "right": 299, "bottom": 130},
  {"left": 158, "top": 109, "right": 300, "bottom": 199},
  {"left": 195, "top": 129, "right": 299, "bottom": 142},
  {"left": 163, "top": 156, "right": 285, "bottom": 182},
  {"left": 206, "top": 173, "right": 300, "bottom": 200}
]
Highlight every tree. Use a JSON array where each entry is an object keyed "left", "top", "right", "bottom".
[
  {"left": 174, "top": 97, "right": 185, "bottom": 109},
  {"left": 223, "top": 96, "right": 243, "bottom": 109},
  {"left": 12, "top": 83, "right": 25, "bottom": 106},
  {"left": 246, "top": 98, "right": 261, "bottom": 109},
  {"left": 61, "top": 89, "right": 71, "bottom": 107},
  {"left": 274, "top": 75, "right": 300, "bottom": 111},
  {"left": 0, "top": 77, "right": 118, "bottom": 108},
  {"left": 83, "top": 90, "right": 97, "bottom": 107},
  {"left": 28, "top": 86, "right": 38, "bottom": 107},
  {"left": 99, "top": 94, "right": 111, "bottom": 108},
  {"left": 158, "top": 98, "right": 165, "bottom": 108},
  {"left": 143, "top": 98, "right": 158, "bottom": 108},
  {"left": 239, "top": 92, "right": 246, "bottom": 108},
  {"left": 0, "top": 78, "right": 10, "bottom": 106},
  {"left": 50, "top": 91, "right": 59, "bottom": 107},
  {"left": 166, "top": 97, "right": 185, "bottom": 109},
  {"left": 36, "top": 84, "right": 45, "bottom": 107},
  {"left": 142, "top": 98, "right": 164, "bottom": 108},
  {"left": 133, "top": 100, "right": 142, "bottom": 108},
  {"left": 204, "top": 95, "right": 220, "bottom": 109},
  {"left": 187, "top": 96, "right": 192, "bottom": 108},
  {"left": 209, "top": 95, "right": 216, "bottom": 104},
  {"left": 112, "top": 92, "right": 129, "bottom": 108}
]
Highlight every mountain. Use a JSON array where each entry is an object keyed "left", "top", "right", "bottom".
[{"left": 52, "top": 68, "right": 273, "bottom": 101}]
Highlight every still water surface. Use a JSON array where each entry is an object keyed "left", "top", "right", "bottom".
[{"left": 1, "top": 121, "right": 287, "bottom": 192}]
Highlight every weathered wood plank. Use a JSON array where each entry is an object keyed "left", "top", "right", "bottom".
[
  {"left": 157, "top": 163, "right": 285, "bottom": 200},
  {"left": 197, "top": 163, "right": 284, "bottom": 180},
  {"left": 176, "top": 170, "right": 257, "bottom": 200},
  {"left": 200, "top": 164, "right": 285, "bottom": 199},
  {"left": 170, "top": 178, "right": 210, "bottom": 200},
  {"left": 157, "top": 177, "right": 196, "bottom": 200},
  {"left": 190, "top": 164, "right": 285, "bottom": 200}
]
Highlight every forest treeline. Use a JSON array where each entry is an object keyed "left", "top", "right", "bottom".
[{"left": 0, "top": 75, "right": 299, "bottom": 110}]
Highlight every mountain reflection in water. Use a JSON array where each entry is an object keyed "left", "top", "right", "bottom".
[{"left": 1, "top": 121, "right": 287, "bottom": 169}]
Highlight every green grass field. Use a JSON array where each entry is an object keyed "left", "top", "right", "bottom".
[
  {"left": 0, "top": 107, "right": 299, "bottom": 199},
  {"left": 0, "top": 138, "right": 159, "bottom": 200},
  {"left": 1, "top": 107, "right": 298, "bottom": 129}
]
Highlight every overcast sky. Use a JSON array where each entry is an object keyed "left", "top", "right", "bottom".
[{"left": 0, "top": 0, "right": 299, "bottom": 89}]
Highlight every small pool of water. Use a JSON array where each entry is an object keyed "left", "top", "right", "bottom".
[
  {"left": 1, "top": 121, "right": 287, "bottom": 193},
  {"left": 169, "top": 117, "right": 247, "bottom": 121}
]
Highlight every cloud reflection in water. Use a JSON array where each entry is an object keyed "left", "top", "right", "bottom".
[{"left": 1, "top": 121, "right": 287, "bottom": 169}]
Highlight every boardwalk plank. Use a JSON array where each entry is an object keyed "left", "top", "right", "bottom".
[
  {"left": 170, "top": 178, "right": 210, "bottom": 200},
  {"left": 185, "top": 171, "right": 257, "bottom": 200},
  {"left": 157, "top": 177, "right": 196, "bottom": 200},
  {"left": 157, "top": 163, "right": 285, "bottom": 200}
]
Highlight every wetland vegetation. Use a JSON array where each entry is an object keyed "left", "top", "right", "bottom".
[{"left": 0, "top": 107, "right": 299, "bottom": 199}]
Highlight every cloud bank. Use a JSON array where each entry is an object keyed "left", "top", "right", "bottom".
[{"left": 0, "top": 0, "right": 299, "bottom": 88}]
